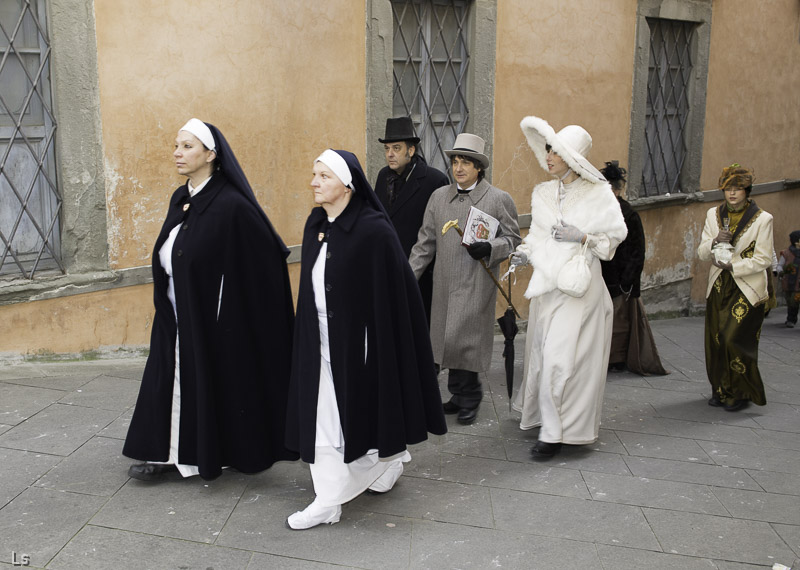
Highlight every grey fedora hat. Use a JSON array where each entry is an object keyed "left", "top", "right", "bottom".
[{"left": 444, "top": 133, "right": 490, "bottom": 169}]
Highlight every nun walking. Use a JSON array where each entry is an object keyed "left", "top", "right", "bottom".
[
  {"left": 123, "top": 119, "right": 298, "bottom": 481},
  {"left": 511, "top": 117, "right": 627, "bottom": 459},
  {"left": 285, "top": 149, "right": 446, "bottom": 530}
]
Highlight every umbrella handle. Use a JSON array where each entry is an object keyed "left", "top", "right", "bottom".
[{"left": 442, "top": 220, "right": 521, "bottom": 318}]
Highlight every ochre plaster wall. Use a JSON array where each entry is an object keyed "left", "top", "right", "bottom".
[
  {"left": 0, "top": 285, "right": 153, "bottom": 355},
  {"left": 701, "top": 0, "right": 800, "bottom": 188},
  {"left": 1, "top": 1, "right": 366, "bottom": 356},
  {"left": 493, "top": 0, "right": 638, "bottom": 205},
  {"left": 94, "top": 0, "right": 367, "bottom": 269}
]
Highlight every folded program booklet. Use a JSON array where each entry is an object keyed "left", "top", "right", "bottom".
[{"left": 461, "top": 206, "right": 499, "bottom": 246}]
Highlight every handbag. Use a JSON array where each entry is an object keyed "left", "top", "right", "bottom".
[{"left": 557, "top": 240, "right": 591, "bottom": 297}]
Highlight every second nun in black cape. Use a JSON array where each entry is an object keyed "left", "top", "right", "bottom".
[{"left": 285, "top": 149, "right": 446, "bottom": 529}]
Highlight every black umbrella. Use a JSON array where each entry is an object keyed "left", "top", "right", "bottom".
[{"left": 496, "top": 262, "right": 519, "bottom": 408}]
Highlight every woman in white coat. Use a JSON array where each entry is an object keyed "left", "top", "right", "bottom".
[{"left": 511, "top": 117, "right": 627, "bottom": 459}]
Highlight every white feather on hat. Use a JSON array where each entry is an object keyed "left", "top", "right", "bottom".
[{"left": 520, "top": 116, "right": 605, "bottom": 184}]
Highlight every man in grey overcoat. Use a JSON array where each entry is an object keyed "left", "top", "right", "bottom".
[{"left": 409, "top": 133, "right": 520, "bottom": 425}]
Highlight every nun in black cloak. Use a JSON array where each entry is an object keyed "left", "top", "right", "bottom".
[
  {"left": 123, "top": 119, "right": 298, "bottom": 481},
  {"left": 285, "top": 149, "right": 446, "bottom": 530}
]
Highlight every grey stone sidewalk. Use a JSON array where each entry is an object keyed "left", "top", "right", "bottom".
[{"left": 1, "top": 316, "right": 799, "bottom": 569}]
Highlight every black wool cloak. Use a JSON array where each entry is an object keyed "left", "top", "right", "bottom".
[
  {"left": 375, "top": 157, "right": 449, "bottom": 322},
  {"left": 601, "top": 196, "right": 645, "bottom": 298},
  {"left": 123, "top": 174, "right": 299, "bottom": 479},
  {"left": 285, "top": 193, "right": 447, "bottom": 464}
]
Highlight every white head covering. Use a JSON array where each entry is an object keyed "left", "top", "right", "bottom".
[
  {"left": 520, "top": 116, "right": 605, "bottom": 184},
  {"left": 178, "top": 118, "right": 216, "bottom": 151},
  {"left": 315, "top": 149, "right": 353, "bottom": 189}
]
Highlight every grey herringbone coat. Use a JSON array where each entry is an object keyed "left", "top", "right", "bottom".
[{"left": 409, "top": 179, "right": 520, "bottom": 372}]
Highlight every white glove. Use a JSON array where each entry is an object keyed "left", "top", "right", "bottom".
[
  {"left": 510, "top": 251, "right": 528, "bottom": 267},
  {"left": 552, "top": 223, "right": 585, "bottom": 243}
]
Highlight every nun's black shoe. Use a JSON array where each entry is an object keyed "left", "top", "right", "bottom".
[
  {"left": 457, "top": 407, "right": 478, "bottom": 425},
  {"left": 723, "top": 399, "right": 748, "bottom": 412},
  {"left": 443, "top": 401, "right": 460, "bottom": 414},
  {"left": 707, "top": 395, "right": 723, "bottom": 407},
  {"left": 128, "top": 463, "right": 178, "bottom": 481},
  {"left": 530, "top": 441, "right": 562, "bottom": 459}
]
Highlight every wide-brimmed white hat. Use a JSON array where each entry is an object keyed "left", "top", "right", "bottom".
[
  {"left": 444, "top": 133, "right": 490, "bottom": 169},
  {"left": 520, "top": 116, "right": 605, "bottom": 184}
]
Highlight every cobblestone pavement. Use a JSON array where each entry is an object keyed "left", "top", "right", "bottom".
[{"left": 1, "top": 316, "right": 798, "bottom": 569}]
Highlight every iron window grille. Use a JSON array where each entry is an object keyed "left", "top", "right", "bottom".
[
  {"left": 391, "top": 0, "right": 470, "bottom": 177},
  {"left": 0, "top": 0, "right": 61, "bottom": 279},
  {"left": 642, "top": 18, "right": 695, "bottom": 196}
]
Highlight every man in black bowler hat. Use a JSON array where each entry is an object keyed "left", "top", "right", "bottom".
[{"left": 374, "top": 117, "right": 449, "bottom": 322}]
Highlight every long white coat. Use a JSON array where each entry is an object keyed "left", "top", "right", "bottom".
[
  {"left": 409, "top": 179, "right": 520, "bottom": 372},
  {"left": 513, "top": 177, "right": 627, "bottom": 444}
]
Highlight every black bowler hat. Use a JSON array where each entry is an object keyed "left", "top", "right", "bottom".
[{"left": 378, "top": 117, "right": 420, "bottom": 145}]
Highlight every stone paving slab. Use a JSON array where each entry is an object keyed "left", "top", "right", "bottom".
[
  {"left": 713, "top": 487, "right": 800, "bottom": 525},
  {"left": 407, "top": 519, "right": 602, "bottom": 569},
  {"left": 0, "top": 448, "right": 61, "bottom": 508},
  {"left": 46, "top": 525, "right": 252, "bottom": 570},
  {"left": 96, "top": 408, "right": 132, "bottom": 440},
  {"left": 0, "top": 374, "right": 92, "bottom": 392},
  {"left": 617, "top": 431, "right": 716, "bottom": 463},
  {"left": 772, "top": 524, "right": 800, "bottom": 559},
  {"left": 490, "top": 487, "right": 661, "bottom": 550},
  {"left": 349, "top": 476, "right": 495, "bottom": 528},
  {"left": 428, "top": 452, "right": 591, "bottom": 498},
  {"left": 622, "top": 455, "right": 761, "bottom": 490},
  {"left": 698, "top": 440, "right": 800, "bottom": 473},
  {"left": 34, "top": 436, "right": 130, "bottom": 496},
  {"left": 642, "top": 508, "right": 796, "bottom": 566},
  {"left": 90, "top": 471, "right": 252, "bottom": 543},
  {"left": 747, "top": 469, "right": 800, "bottom": 495},
  {"left": 583, "top": 471, "right": 728, "bottom": 515},
  {"left": 595, "top": 544, "right": 722, "bottom": 570},
  {"left": 1, "top": 317, "right": 799, "bottom": 569},
  {"left": 0, "top": 383, "right": 64, "bottom": 426},
  {"left": 0, "top": 486, "right": 106, "bottom": 568},
  {"left": 0, "top": 403, "right": 118, "bottom": 455},
  {"left": 56, "top": 375, "right": 140, "bottom": 411}
]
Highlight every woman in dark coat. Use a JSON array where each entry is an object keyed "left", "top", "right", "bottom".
[
  {"left": 285, "top": 149, "right": 446, "bottom": 530},
  {"left": 599, "top": 161, "right": 666, "bottom": 376},
  {"left": 123, "top": 119, "right": 297, "bottom": 481}
]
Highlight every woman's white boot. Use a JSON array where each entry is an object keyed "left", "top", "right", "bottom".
[
  {"left": 286, "top": 499, "right": 342, "bottom": 530},
  {"left": 367, "top": 459, "right": 404, "bottom": 494}
]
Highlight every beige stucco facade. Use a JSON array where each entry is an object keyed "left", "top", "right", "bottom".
[{"left": 1, "top": 0, "right": 799, "bottom": 356}]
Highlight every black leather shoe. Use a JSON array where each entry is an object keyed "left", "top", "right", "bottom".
[
  {"left": 457, "top": 407, "right": 478, "bottom": 425},
  {"left": 707, "top": 395, "right": 723, "bottom": 407},
  {"left": 128, "top": 463, "right": 178, "bottom": 481},
  {"left": 724, "top": 399, "right": 748, "bottom": 412},
  {"left": 443, "top": 401, "right": 460, "bottom": 414},
  {"left": 530, "top": 441, "right": 562, "bottom": 459}
]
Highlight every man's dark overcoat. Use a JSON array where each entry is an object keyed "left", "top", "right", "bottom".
[
  {"left": 123, "top": 174, "right": 299, "bottom": 479},
  {"left": 601, "top": 197, "right": 645, "bottom": 298},
  {"left": 285, "top": 192, "right": 447, "bottom": 464},
  {"left": 374, "top": 156, "right": 449, "bottom": 320}
]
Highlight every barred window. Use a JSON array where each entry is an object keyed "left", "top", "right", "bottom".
[
  {"left": 0, "top": 0, "right": 61, "bottom": 279},
  {"left": 641, "top": 18, "right": 695, "bottom": 196},
  {"left": 391, "top": 0, "right": 470, "bottom": 176}
]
